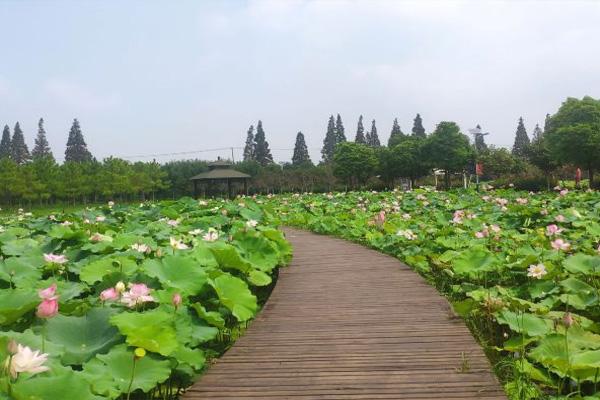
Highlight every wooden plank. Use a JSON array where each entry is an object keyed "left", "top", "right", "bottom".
[{"left": 183, "top": 228, "right": 505, "bottom": 399}]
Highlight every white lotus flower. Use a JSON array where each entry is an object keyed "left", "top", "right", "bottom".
[
  {"left": 527, "top": 263, "right": 547, "bottom": 279},
  {"left": 131, "top": 243, "right": 151, "bottom": 253},
  {"left": 246, "top": 219, "right": 258, "bottom": 228},
  {"left": 203, "top": 229, "right": 219, "bottom": 242},
  {"left": 170, "top": 237, "right": 189, "bottom": 250},
  {"left": 189, "top": 228, "right": 204, "bottom": 236},
  {"left": 9, "top": 344, "right": 50, "bottom": 379}
]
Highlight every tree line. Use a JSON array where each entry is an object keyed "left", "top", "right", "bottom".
[
  {"left": 0, "top": 95, "right": 597, "bottom": 206},
  {"left": 241, "top": 96, "right": 600, "bottom": 190}
]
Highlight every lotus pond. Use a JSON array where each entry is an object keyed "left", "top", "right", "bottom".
[
  {"left": 0, "top": 198, "right": 290, "bottom": 399},
  {"left": 260, "top": 188, "right": 600, "bottom": 399}
]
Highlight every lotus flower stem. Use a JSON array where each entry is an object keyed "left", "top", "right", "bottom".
[{"left": 126, "top": 354, "right": 138, "bottom": 400}]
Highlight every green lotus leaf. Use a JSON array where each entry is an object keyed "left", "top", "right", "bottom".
[
  {"left": 235, "top": 235, "right": 280, "bottom": 272},
  {"left": 79, "top": 256, "right": 138, "bottom": 284},
  {"left": 208, "top": 241, "right": 252, "bottom": 273},
  {"left": 0, "top": 289, "right": 38, "bottom": 325},
  {"left": 45, "top": 307, "right": 123, "bottom": 364},
  {"left": 1, "top": 238, "right": 42, "bottom": 256},
  {"left": 210, "top": 274, "right": 257, "bottom": 322},
  {"left": 172, "top": 345, "right": 206, "bottom": 370},
  {"left": 143, "top": 255, "right": 207, "bottom": 295},
  {"left": 563, "top": 254, "right": 600, "bottom": 275},
  {"left": 248, "top": 270, "right": 272, "bottom": 286},
  {"left": 110, "top": 310, "right": 178, "bottom": 356},
  {"left": 10, "top": 371, "right": 101, "bottom": 400},
  {"left": 495, "top": 310, "right": 553, "bottom": 337},
  {"left": 0, "top": 256, "right": 43, "bottom": 287},
  {"left": 82, "top": 344, "right": 171, "bottom": 396},
  {"left": 452, "top": 248, "right": 498, "bottom": 277},
  {"left": 192, "top": 303, "right": 225, "bottom": 328},
  {"left": 529, "top": 334, "right": 571, "bottom": 375}
]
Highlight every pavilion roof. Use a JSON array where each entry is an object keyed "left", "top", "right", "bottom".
[{"left": 190, "top": 169, "right": 251, "bottom": 180}]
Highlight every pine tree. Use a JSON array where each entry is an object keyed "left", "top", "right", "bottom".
[
  {"left": 367, "top": 119, "right": 380, "bottom": 147},
  {"left": 412, "top": 113, "right": 426, "bottom": 137},
  {"left": 474, "top": 124, "right": 488, "bottom": 152},
  {"left": 253, "top": 120, "right": 273, "bottom": 165},
  {"left": 388, "top": 118, "right": 404, "bottom": 147},
  {"left": 32, "top": 118, "right": 54, "bottom": 161},
  {"left": 512, "top": 117, "right": 530, "bottom": 158},
  {"left": 292, "top": 131, "right": 312, "bottom": 166},
  {"left": 0, "top": 125, "right": 11, "bottom": 159},
  {"left": 321, "top": 115, "right": 337, "bottom": 162},
  {"left": 243, "top": 125, "right": 255, "bottom": 161},
  {"left": 65, "top": 118, "right": 93, "bottom": 162},
  {"left": 335, "top": 114, "right": 346, "bottom": 143},
  {"left": 532, "top": 123, "right": 543, "bottom": 141},
  {"left": 355, "top": 115, "right": 366, "bottom": 144},
  {"left": 543, "top": 113, "right": 551, "bottom": 133},
  {"left": 11, "top": 122, "right": 31, "bottom": 164}
]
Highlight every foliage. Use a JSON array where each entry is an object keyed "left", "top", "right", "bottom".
[
  {"left": 423, "top": 121, "right": 473, "bottom": 188},
  {"left": 387, "top": 118, "right": 405, "bottom": 148},
  {"left": 366, "top": 119, "right": 380, "bottom": 147},
  {"left": 252, "top": 120, "right": 274, "bottom": 166},
  {"left": 0, "top": 197, "right": 290, "bottom": 399},
  {"left": 64, "top": 119, "right": 92, "bottom": 163},
  {"left": 512, "top": 117, "right": 531, "bottom": 159},
  {"left": 10, "top": 122, "right": 30, "bottom": 165},
  {"left": 242, "top": 125, "right": 255, "bottom": 162},
  {"left": 412, "top": 113, "right": 426, "bottom": 138},
  {"left": 354, "top": 115, "right": 366, "bottom": 144},
  {"left": 546, "top": 96, "right": 600, "bottom": 187},
  {"left": 332, "top": 142, "right": 378, "bottom": 188},
  {"left": 291, "top": 132, "right": 312, "bottom": 166},
  {"left": 0, "top": 126, "right": 11, "bottom": 160},
  {"left": 334, "top": 114, "right": 346, "bottom": 143},
  {"left": 321, "top": 115, "right": 337, "bottom": 163},
  {"left": 31, "top": 118, "right": 54, "bottom": 162}
]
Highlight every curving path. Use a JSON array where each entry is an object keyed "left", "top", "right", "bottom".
[{"left": 184, "top": 228, "right": 506, "bottom": 399}]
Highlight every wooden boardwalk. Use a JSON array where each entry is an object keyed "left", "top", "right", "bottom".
[{"left": 184, "top": 228, "right": 506, "bottom": 399}]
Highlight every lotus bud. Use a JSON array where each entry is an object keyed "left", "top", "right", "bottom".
[
  {"left": 134, "top": 348, "right": 146, "bottom": 360},
  {"left": 563, "top": 312, "right": 574, "bottom": 328},
  {"left": 172, "top": 293, "right": 182, "bottom": 309},
  {"left": 7, "top": 339, "right": 18, "bottom": 355},
  {"left": 115, "top": 281, "right": 126, "bottom": 293}
]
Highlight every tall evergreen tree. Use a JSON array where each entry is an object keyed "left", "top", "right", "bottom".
[
  {"left": 0, "top": 125, "right": 11, "bottom": 159},
  {"left": 388, "top": 118, "right": 404, "bottom": 147},
  {"left": 412, "top": 113, "right": 426, "bottom": 137},
  {"left": 532, "top": 123, "right": 543, "bottom": 141},
  {"left": 355, "top": 115, "right": 366, "bottom": 144},
  {"left": 253, "top": 120, "right": 273, "bottom": 165},
  {"left": 243, "top": 125, "right": 255, "bottom": 161},
  {"left": 11, "top": 122, "right": 30, "bottom": 164},
  {"left": 65, "top": 118, "right": 93, "bottom": 162},
  {"left": 474, "top": 124, "right": 488, "bottom": 152},
  {"left": 321, "top": 115, "right": 337, "bottom": 162},
  {"left": 335, "top": 114, "right": 346, "bottom": 143},
  {"left": 543, "top": 113, "right": 551, "bottom": 133},
  {"left": 512, "top": 117, "right": 530, "bottom": 158},
  {"left": 367, "top": 119, "right": 380, "bottom": 147},
  {"left": 292, "top": 131, "right": 312, "bottom": 166},
  {"left": 32, "top": 118, "right": 54, "bottom": 161}
]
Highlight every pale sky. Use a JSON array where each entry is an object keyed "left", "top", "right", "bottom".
[{"left": 0, "top": 0, "right": 599, "bottom": 163}]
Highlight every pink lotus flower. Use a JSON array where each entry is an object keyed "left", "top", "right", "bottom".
[
  {"left": 36, "top": 298, "right": 58, "bottom": 319},
  {"left": 516, "top": 198, "right": 528, "bottom": 205},
  {"left": 120, "top": 283, "right": 154, "bottom": 308},
  {"left": 8, "top": 344, "right": 49, "bottom": 379},
  {"left": 172, "top": 293, "right": 182, "bottom": 309},
  {"left": 560, "top": 189, "right": 569, "bottom": 196},
  {"left": 555, "top": 214, "right": 566, "bottom": 222},
  {"left": 551, "top": 238, "right": 571, "bottom": 251},
  {"left": 167, "top": 219, "right": 179, "bottom": 227},
  {"left": 95, "top": 215, "right": 106, "bottom": 222},
  {"left": 475, "top": 231, "right": 487, "bottom": 239},
  {"left": 100, "top": 287, "right": 119, "bottom": 301},
  {"left": 490, "top": 224, "right": 501, "bottom": 233},
  {"left": 546, "top": 224, "right": 563, "bottom": 236},
  {"left": 373, "top": 211, "right": 385, "bottom": 227},
  {"left": 43, "top": 253, "right": 68, "bottom": 264},
  {"left": 452, "top": 210, "right": 465, "bottom": 224},
  {"left": 202, "top": 229, "right": 219, "bottom": 242},
  {"left": 38, "top": 284, "right": 57, "bottom": 300}
]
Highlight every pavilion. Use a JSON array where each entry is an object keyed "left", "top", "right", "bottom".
[{"left": 190, "top": 158, "right": 250, "bottom": 198}]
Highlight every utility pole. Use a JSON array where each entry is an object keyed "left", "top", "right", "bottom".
[
  {"left": 231, "top": 147, "right": 235, "bottom": 163},
  {"left": 468, "top": 126, "right": 489, "bottom": 191}
]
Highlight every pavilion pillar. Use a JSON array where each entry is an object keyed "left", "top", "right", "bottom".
[
  {"left": 227, "top": 179, "right": 232, "bottom": 199},
  {"left": 193, "top": 180, "right": 198, "bottom": 198}
]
